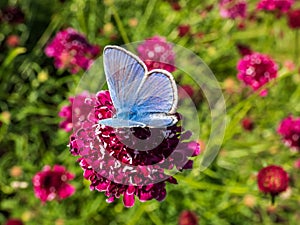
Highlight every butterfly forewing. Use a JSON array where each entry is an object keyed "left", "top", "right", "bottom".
[{"left": 103, "top": 46, "right": 147, "bottom": 113}]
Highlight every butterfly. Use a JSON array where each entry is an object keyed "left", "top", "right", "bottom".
[{"left": 98, "top": 45, "right": 178, "bottom": 128}]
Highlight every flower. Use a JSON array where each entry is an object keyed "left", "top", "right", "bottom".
[
  {"left": 69, "top": 90, "right": 200, "bottom": 207},
  {"left": 137, "top": 36, "right": 176, "bottom": 72},
  {"left": 58, "top": 93, "right": 90, "bottom": 132},
  {"left": 241, "top": 117, "right": 254, "bottom": 131},
  {"left": 257, "top": 0, "right": 294, "bottom": 13},
  {"left": 277, "top": 115, "right": 300, "bottom": 150},
  {"left": 294, "top": 159, "right": 300, "bottom": 169},
  {"left": 45, "top": 28, "right": 100, "bottom": 74},
  {"left": 287, "top": 9, "right": 300, "bottom": 29},
  {"left": 4, "top": 219, "right": 24, "bottom": 225},
  {"left": 32, "top": 165, "right": 75, "bottom": 203},
  {"left": 177, "top": 25, "right": 191, "bottom": 37},
  {"left": 236, "top": 43, "right": 252, "bottom": 57},
  {"left": 257, "top": 165, "right": 289, "bottom": 197},
  {"left": 6, "top": 35, "right": 20, "bottom": 48},
  {"left": 58, "top": 98, "right": 73, "bottom": 132},
  {"left": 219, "top": 0, "right": 247, "bottom": 19},
  {"left": 178, "top": 210, "right": 198, "bottom": 225},
  {"left": 0, "top": 6, "right": 25, "bottom": 24},
  {"left": 237, "top": 52, "right": 278, "bottom": 96}
]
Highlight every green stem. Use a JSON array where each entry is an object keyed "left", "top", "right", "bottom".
[
  {"left": 111, "top": 5, "right": 130, "bottom": 44},
  {"left": 295, "top": 30, "right": 299, "bottom": 65}
]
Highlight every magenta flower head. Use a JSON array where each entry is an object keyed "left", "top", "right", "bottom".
[
  {"left": 219, "top": 0, "right": 247, "bottom": 19},
  {"left": 277, "top": 115, "right": 300, "bottom": 150},
  {"left": 32, "top": 165, "right": 75, "bottom": 203},
  {"left": 45, "top": 28, "right": 100, "bottom": 74},
  {"left": 178, "top": 210, "right": 198, "bottom": 225},
  {"left": 237, "top": 52, "right": 278, "bottom": 96},
  {"left": 257, "top": 165, "right": 289, "bottom": 203},
  {"left": 287, "top": 9, "right": 300, "bottom": 29},
  {"left": 69, "top": 90, "right": 200, "bottom": 208},
  {"left": 137, "top": 36, "right": 176, "bottom": 72},
  {"left": 257, "top": 0, "right": 294, "bottom": 13},
  {"left": 4, "top": 219, "right": 24, "bottom": 225}
]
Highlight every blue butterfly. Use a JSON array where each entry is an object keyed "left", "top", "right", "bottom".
[{"left": 98, "top": 45, "right": 178, "bottom": 128}]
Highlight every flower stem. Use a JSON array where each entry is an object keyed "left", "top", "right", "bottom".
[
  {"left": 295, "top": 30, "right": 299, "bottom": 65},
  {"left": 111, "top": 5, "right": 130, "bottom": 44},
  {"left": 271, "top": 194, "right": 275, "bottom": 205}
]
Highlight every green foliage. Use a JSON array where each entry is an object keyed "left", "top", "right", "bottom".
[{"left": 1, "top": 0, "right": 300, "bottom": 224}]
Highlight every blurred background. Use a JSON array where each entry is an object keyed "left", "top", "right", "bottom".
[{"left": 0, "top": 0, "right": 300, "bottom": 224}]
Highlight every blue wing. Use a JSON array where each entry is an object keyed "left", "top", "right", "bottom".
[
  {"left": 103, "top": 46, "right": 147, "bottom": 114},
  {"left": 101, "top": 46, "right": 178, "bottom": 128},
  {"left": 134, "top": 69, "right": 178, "bottom": 114}
]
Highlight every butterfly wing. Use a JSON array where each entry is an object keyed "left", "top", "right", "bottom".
[
  {"left": 134, "top": 69, "right": 178, "bottom": 114},
  {"left": 98, "top": 118, "right": 146, "bottom": 128},
  {"left": 103, "top": 46, "right": 147, "bottom": 113}
]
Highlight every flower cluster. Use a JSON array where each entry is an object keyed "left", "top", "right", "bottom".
[
  {"left": 45, "top": 28, "right": 100, "bottom": 74},
  {"left": 4, "top": 219, "right": 24, "bottom": 225},
  {"left": 237, "top": 52, "right": 278, "bottom": 96},
  {"left": 257, "top": 165, "right": 289, "bottom": 197},
  {"left": 69, "top": 90, "right": 200, "bottom": 207},
  {"left": 277, "top": 115, "right": 300, "bottom": 150},
  {"left": 32, "top": 165, "right": 75, "bottom": 203},
  {"left": 137, "top": 36, "right": 176, "bottom": 72},
  {"left": 257, "top": 0, "right": 294, "bottom": 13},
  {"left": 219, "top": 0, "right": 247, "bottom": 19}
]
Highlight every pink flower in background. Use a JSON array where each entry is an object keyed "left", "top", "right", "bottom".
[
  {"left": 257, "top": 0, "right": 294, "bottom": 13},
  {"left": 32, "top": 165, "right": 75, "bottom": 203},
  {"left": 45, "top": 28, "right": 100, "bottom": 74},
  {"left": 58, "top": 98, "right": 73, "bottom": 132},
  {"left": 237, "top": 52, "right": 278, "bottom": 96},
  {"left": 137, "top": 36, "right": 176, "bottom": 72},
  {"left": 219, "top": 0, "right": 247, "bottom": 19},
  {"left": 294, "top": 159, "right": 300, "bottom": 169},
  {"left": 178, "top": 210, "right": 198, "bottom": 225},
  {"left": 257, "top": 165, "right": 289, "bottom": 196},
  {"left": 69, "top": 90, "right": 200, "bottom": 207},
  {"left": 4, "top": 219, "right": 23, "bottom": 225},
  {"left": 287, "top": 9, "right": 300, "bottom": 29},
  {"left": 277, "top": 115, "right": 300, "bottom": 150},
  {"left": 58, "top": 93, "right": 90, "bottom": 132}
]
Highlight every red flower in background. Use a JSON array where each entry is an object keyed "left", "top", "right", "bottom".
[
  {"left": 241, "top": 117, "right": 254, "bottom": 131},
  {"left": 257, "top": 0, "right": 294, "bottom": 13},
  {"left": 277, "top": 115, "right": 300, "bottom": 150},
  {"left": 178, "top": 210, "right": 198, "bottom": 225},
  {"left": 236, "top": 43, "right": 253, "bottom": 57},
  {"left": 0, "top": 6, "right": 25, "bottom": 24},
  {"left": 69, "top": 91, "right": 200, "bottom": 207},
  {"left": 257, "top": 165, "right": 289, "bottom": 196},
  {"left": 137, "top": 36, "right": 176, "bottom": 72},
  {"left": 32, "top": 165, "right": 75, "bottom": 203},
  {"left": 219, "top": 0, "right": 247, "bottom": 19},
  {"left": 178, "top": 25, "right": 191, "bottom": 37},
  {"left": 287, "top": 9, "right": 300, "bottom": 29},
  {"left": 45, "top": 28, "right": 100, "bottom": 74},
  {"left": 4, "top": 219, "right": 23, "bottom": 225},
  {"left": 237, "top": 52, "right": 278, "bottom": 96}
]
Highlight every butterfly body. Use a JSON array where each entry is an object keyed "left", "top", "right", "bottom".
[{"left": 99, "top": 45, "right": 178, "bottom": 128}]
